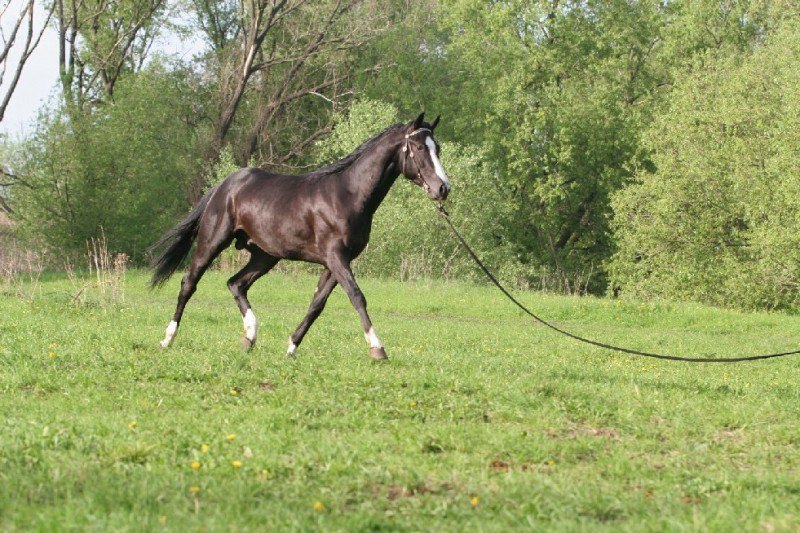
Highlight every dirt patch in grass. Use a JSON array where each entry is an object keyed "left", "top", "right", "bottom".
[
  {"left": 380, "top": 480, "right": 455, "bottom": 501},
  {"left": 712, "top": 429, "right": 743, "bottom": 443},
  {"left": 545, "top": 426, "right": 620, "bottom": 440},
  {"left": 488, "top": 458, "right": 555, "bottom": 474}
]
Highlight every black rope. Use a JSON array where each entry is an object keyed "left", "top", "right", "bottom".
[{"left": 437, "top": 204, "right": 800, "bottom": 363}]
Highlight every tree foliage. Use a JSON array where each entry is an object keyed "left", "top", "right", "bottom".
[
  {"left": 12, "top": 63, "right": 206, "bottom": 260},
  {"left": 363, "top": 0, "right": 670, "bottom": 291},
  {"left": 609, "top": 20, "right": 800, "bottom": 310},
  {"left": 358, "top": 0, "right": 800, "bottom": 300},
  {"left": 55, "top": 0, "right": 169, "bottom": 108},
  {"left": 186, "top": 0, "right": 390, "bottom": 199}
]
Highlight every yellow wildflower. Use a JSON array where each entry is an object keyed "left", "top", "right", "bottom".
[
  {"left": 226, "top": 433, "right": 236, "bottom": 442},
  {"left": 190, "top": 461, "right": 201, "bottom": 470},
  {"left": 189, "top": 486, "right": 200, "bottom": 495},
  {"left": 200, "top": 444, "right": 209, "bottom": 453},
  {"left": 232, "top": 460, "right": 242, "bottom": 468},
  {"left": 471, "top": 497, "right": 479, "bottom": 507},
  {"left": 313, "top": 501, "right": 325, "bottom": 511},
  {"left": 128, "top": 421, "right": 137, "bottom": 430}
]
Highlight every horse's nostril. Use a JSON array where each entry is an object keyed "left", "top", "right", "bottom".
[{"left": 439, "top": 184, "right": 448, "bottom": 199}]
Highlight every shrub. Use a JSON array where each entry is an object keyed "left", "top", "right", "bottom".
[
  {"left": 608, "top": 23, "right": 800, "bottom": 310},
  {"left": 10, "top": 62, "right": 206, "bottom": 262}
]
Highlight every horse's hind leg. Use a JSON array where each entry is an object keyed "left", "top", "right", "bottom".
[
  {"left": 159, "top": 225, "right": 232, "bottom": 348},
  {"left": 227, "top": 248, "right": 279, "bottom": 350},
  {"left": 287, "top": 268, "right": 337, "bottom": 356}
]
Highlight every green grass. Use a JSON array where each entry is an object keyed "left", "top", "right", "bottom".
[{"left": 2, "top": 270, "right": 800, "bottom": 531}]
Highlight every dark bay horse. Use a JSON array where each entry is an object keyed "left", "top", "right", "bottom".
[{"left": 149, "top": 113, "right": 450, "bottom": 360}]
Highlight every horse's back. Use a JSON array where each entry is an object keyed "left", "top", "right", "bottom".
[
  {"left": 222, "top": 167, "right": 320, "bottom": 199},
  {"left": 222, "top": 166, "right": 289, "bottom": 189}
]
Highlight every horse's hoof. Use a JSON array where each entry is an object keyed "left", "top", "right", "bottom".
[
  {"left": 286, "top": 339, "right": 297, "bottom": 357},
  {"left": 370, "top": 347, "right": 388, "bottom": 360},
  {"left": 241, "top": 337, "right": 254, "bottom": 351}
]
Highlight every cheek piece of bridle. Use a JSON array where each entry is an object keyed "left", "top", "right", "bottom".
[{"left": 401, "top": 128, "right": 433, "bottom": 194}]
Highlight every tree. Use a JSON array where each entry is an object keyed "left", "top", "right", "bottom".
[
  {"left": 0, "top": 0, "right": 54, "bottom": 123},
  {"left": 609, "top": 19, "right": 800, "bottom": 310},
  {"left": 362, "top": 0, "right": 798, "bottom": 293},
  {"left": 55, "top": 0, "right": 168, "bottom": 109},
  {"left": 188, "top": 0, "right": 389, "bottom": 196},
  {"left": 11, "top": 62, "right": 208, "bottom": 260},
  {"left": 7, "top": 0, "right": 396, "bottom": 256},
  {"left": 414, "top": 0, "right": 671, "bottom": 292}
]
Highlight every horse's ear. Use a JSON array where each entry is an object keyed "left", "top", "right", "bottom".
[
  {"left": 430, "top": 115, "right": 440, "bottom": 130},
  {"left": 411, "top": 112, "right": 425, "bottom": 129}
]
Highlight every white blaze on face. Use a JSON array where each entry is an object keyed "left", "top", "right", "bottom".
[
  {"left": 160, "top": 320, "right": 178, "bottom": 348},
  {"left": 425, "top": 136, "right": 450, "bottom": 190},
  {"left": 364, "top": 326, "right": 383, "bottom": 349},
  {"left": 243, "top": 308, "right": 258, "bottom": 341}
]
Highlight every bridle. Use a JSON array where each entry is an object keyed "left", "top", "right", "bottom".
[{"left": 400, "top": 127, "right": 432, "bottom": 188}]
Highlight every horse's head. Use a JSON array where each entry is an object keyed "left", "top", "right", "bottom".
[{"left": 399, "top": 112, "right": 451, "bottom": 201}]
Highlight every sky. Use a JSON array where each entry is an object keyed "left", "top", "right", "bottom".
[{"left": 0, "top": 1, "right": 202, "bottom": 137}]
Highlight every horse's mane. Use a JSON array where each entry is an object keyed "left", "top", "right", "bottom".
[{"left": 305, "top": 123, "right": 403, "bottom": 179}]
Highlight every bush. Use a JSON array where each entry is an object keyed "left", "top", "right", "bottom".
[
  {"left": 608, "top": 22, "right": 800, "bottom": 311},
  {"left": 10, "top": 62, "right": 207, "bottom": 262}
]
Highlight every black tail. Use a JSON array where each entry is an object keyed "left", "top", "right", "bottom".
[{"left": 148, "top": 187, "right": 217, "bottom": 288}]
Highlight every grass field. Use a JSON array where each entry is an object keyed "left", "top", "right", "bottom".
[{"left": 2, "top": 270, "right": 800, "bottom": 531}]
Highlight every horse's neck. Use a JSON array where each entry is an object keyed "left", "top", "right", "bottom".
[{"left": 346, "top": 135, "right": 401, "bottom": 216}]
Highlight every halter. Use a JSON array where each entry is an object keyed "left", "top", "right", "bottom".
[{"left": 400, "top": 127, "right": 431, "bottom": 180}]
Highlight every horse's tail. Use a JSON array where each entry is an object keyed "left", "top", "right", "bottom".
[{"left": 148, "top": 187, "right": 217, "bottom": 288}]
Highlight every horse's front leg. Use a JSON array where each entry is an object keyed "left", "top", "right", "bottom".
[
  {"left": 286, "top": 268, "right": 337, "bottom": 356},
  {"left": 327, "top": 252, "right": 388, "bottom": 360}
]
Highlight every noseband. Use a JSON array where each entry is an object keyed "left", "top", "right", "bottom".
[{"left": 400, "top": 128, "right": 432, "bottom": 185}]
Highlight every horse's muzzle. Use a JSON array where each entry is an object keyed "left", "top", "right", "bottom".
[
  {"left": 438, "top": 183, "right": 450, "bottom": 201},
  {"left": 425, "top": 182, "right": 450, "bottom": 201}
]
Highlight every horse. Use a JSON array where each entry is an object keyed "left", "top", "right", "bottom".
[{"left": 149, "top": 113, "right": 450, "bottom": 360}]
